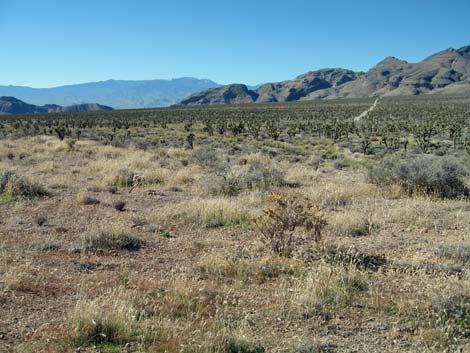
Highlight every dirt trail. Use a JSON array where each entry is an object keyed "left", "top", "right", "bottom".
[{"left": 354, "top": 97, "right": 379, "bottom": 121}]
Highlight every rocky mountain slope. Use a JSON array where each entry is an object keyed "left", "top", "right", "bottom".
[
  {"left": 180, "top": 45, "right": 470, "bottom": 105},
  {"left": 0, "top": 96, "right": 113, "bottom": 115},
  {"left": 0, "top": 78, "right": 219, "bottom": 109}
]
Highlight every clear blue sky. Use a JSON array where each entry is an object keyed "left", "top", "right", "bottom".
[{"left": 1, "top": 0, "right": 469, "bottom": 87}]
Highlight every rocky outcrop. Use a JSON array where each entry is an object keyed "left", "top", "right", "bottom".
[{"left": 179, "top": 45, "right": 470, "bottom": 105}]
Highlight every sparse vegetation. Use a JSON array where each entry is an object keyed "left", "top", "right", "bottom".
[{"left": 1, "top": 95, "right": 470, "bottom": 352}]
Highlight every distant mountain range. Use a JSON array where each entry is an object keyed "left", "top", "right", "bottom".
[
  {"left": 180, "top": 45, "right": 470, "bottom": 105},
  {"left": 0, "top": 78, "right": 219, "bottom": 109},
  {"left": 0, "top": 96, "right": 113, "bottom": 115}
]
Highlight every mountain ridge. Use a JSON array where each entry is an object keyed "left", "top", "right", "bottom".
[
  {"left": 0, "top": 78, "right": 220, "bottom": 109},
  {"left": 0, "top": 96, "right": 113, "bottom": 115},
  {"left": 179, "top": 45, "right": 470, "bottom": 105}
]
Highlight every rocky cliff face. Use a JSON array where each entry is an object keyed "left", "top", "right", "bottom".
[
  {"left": 179, "top": 45, "right": 470, "bottom": 105},
  {"left": 180, "top": 84, "right": 259, "bottom": 105}
]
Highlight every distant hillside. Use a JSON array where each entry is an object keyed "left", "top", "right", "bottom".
[
  {"left": 0, "top": 78, "right": 220, "bottom": 109},
  {"left": 180, "top": 45, "right": 470, "bottom": 105},
  {"left": 0, "top": 96, "right": 113, "bottom": 115}
]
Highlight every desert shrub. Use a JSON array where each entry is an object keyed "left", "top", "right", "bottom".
[
  {"left": 79, "top": 231, "right": 143, "bottom": 251},
  {"left": 255, "top": 193, "right": 327, "bottom": 256},
  {"left": 0, "top": 171, "right": 48, "bottom": 199},
  {"left": 241, "top": 161, "right": 287, "bottom": 190},
  {"left": 368, "top": 156, "right": 469, "bottom": 198},
  {"left": 193, "top": 146, "right": 224, "bottom": 169},
  {"left": 367, "top": 158, "right": 398, "bottom": 185}
]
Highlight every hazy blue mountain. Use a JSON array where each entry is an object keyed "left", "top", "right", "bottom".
[
  {"left": 0, "top": 78, "right": 220, "bottom": 109},
  {"left": 0, "top": 96, "right": 113, "bottom": 115}
]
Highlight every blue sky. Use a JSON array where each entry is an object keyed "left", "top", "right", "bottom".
[{"left": 1, "top": 0, "right": 469, "bottom": 87}]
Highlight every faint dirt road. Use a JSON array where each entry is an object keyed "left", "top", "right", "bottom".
[{"left": 354, "top": 97, "right": 379, "bottom": 121}]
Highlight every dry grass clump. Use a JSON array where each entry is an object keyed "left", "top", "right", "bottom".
[
  {"left": 430, "top": 291, "right": 470, "bottom": 339},
  {"left": 221, "top": 335, "right": 265, "bottom": 353},
  {"left": 111, "top": 166, "right": 195, "bottom": 190},
  {"left": 386, "top": 197, "right": 456, "bottom": 230},
  {"left": 367, "top": 270, "right": 470, "bottom": 349},
  {"left": 196, "top": 253, "right": 306, "bottom": 284},
  {"left": 166, "top": 166, "right": 200, "bottom": 189},
  {"left": 112, "top": 169, "right": 136, "bottom": 187},
  {"left": 79, "top": 231, "right": 144, "bottom": 251},
  {"left": 1, "top": 261, "right": 36, "bottom": 292},
  {"left": 68, "top": 283, "right": 257, "bottom": 352},
  {"left": 289, "top": 264, "right": 368, "bottom": 319},
  {"left": 436, "top": 243, "right": 470, "bottom": 263},
  {"left": 317, "top": 245, "right": 387, "bottom": 272},
  {"left": 329, "top": 209, "right": 375, "bottom": 237},
  {"left": 0, "top": 171, "right": 48, "bottom": 200},
  {"left": 303, "top": 178, "right": 376, "bottom": 210},
  {"left": 202, "top": 156, "right": 289, "bottom": 197},
  {"left": 69, "top": 290, "right": 147, "bottom": 346},
  {"left": 284, "top": 163, "right": 320, "bottom": 185},
  {"left": 145, "top": 168, "right": 171, "bottom": 185},
  {"left": 158, "top": 197, "right": 253, "bottom": 228}
]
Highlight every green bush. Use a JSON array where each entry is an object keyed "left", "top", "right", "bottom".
[{"left": 368, "top": 156, "right": 469, "bottom": 198}]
